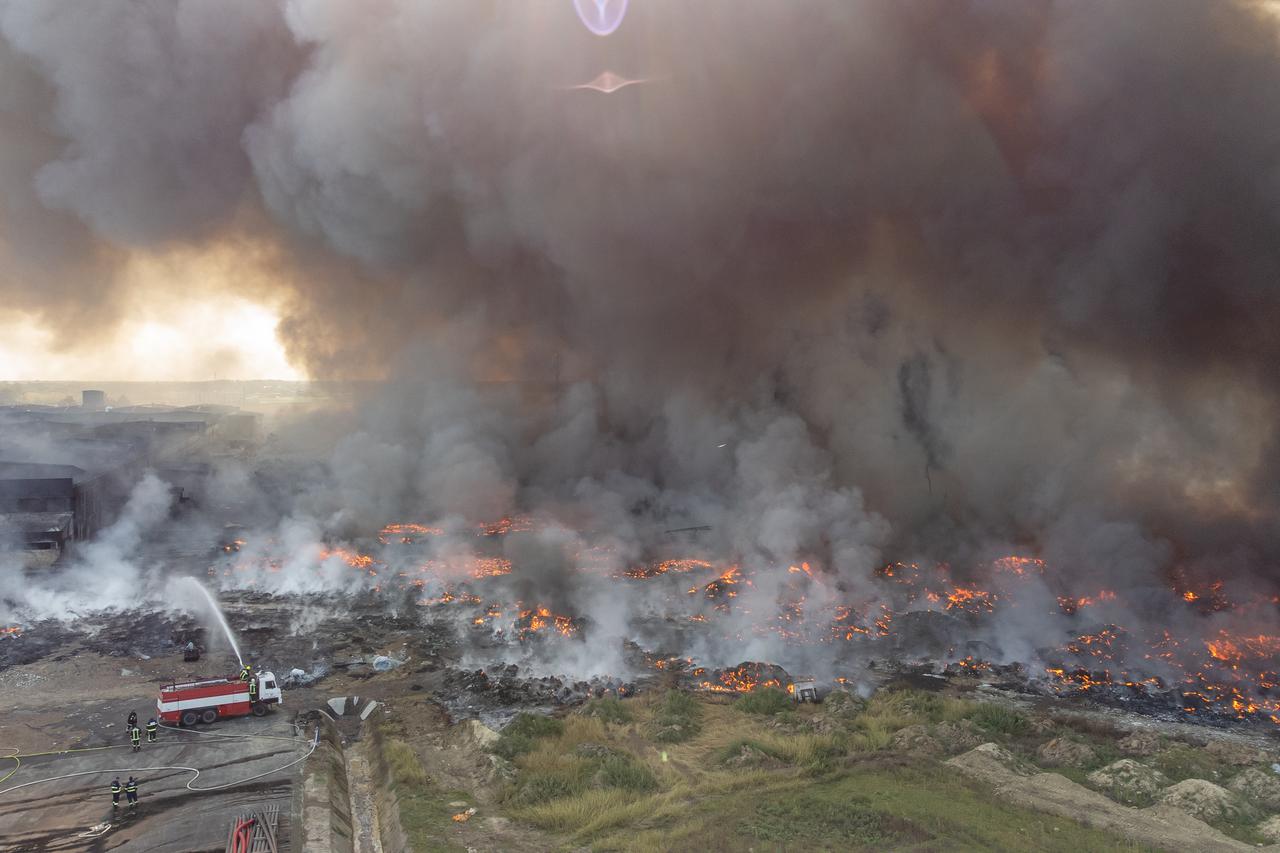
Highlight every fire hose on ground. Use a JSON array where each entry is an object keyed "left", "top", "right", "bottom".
[{"left": 0, "top": 724, "right": 319, "bottom": 798}]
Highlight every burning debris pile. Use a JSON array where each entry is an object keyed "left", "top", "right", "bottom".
[{"left": 201, "top": 516, "right": 1280, "bottom": 729}]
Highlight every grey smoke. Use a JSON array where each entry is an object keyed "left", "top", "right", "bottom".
[{"left": 1, "top": 1, "right": 1279, "bottom": 675}]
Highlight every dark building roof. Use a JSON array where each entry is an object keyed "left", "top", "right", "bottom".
[{"left": 0, "top": 463, "right": 84, "bottom": 487}]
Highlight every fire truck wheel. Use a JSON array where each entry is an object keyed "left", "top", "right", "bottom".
[
  {"left": 252, "top": 702, "right": 268, "bottom": 717},
  {"left": 181, "top": 711, "right": 199, "bottom": 727},
  {"left": 201, "top": 708, "right": 218, "bottom": 724}
]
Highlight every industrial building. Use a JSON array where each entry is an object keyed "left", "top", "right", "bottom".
[{"left": 0, "top": 393, "right": 260, "bottom": 566}]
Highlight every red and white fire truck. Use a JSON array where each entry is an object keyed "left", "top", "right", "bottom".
[{"left": 156, "top": 671, "right": 283, "bottom": 726}]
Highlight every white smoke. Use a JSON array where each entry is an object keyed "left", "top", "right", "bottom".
[{"left": 0, "top": 472, "right": 171, "bottom": 624}]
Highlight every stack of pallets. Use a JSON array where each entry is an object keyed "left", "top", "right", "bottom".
[{"left": 224, "top": 804, "right": 279, "bottom": 853}]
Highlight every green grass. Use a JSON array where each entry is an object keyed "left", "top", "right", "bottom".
[
  {"left": 396, "top": 789, "right": 472, "bottom": 853},
  {"left": 734, "top": 687, "right": 794, "bottom": 715},
  {"left": 583, "top": 696, "right": 634, "bottom": 724},
  {"left": 504, "top": 717, "right": 660, "bottom": 807},
  {"left": 380, "top": 736, "right": 469, "bottom": 853},
  {"left": 492, "top": 712, "right": 565, "bottom": 760},
  {"left": 516, "top": 760, "right": 1154, "bottom": 851},
  {"left": 1150, "top": 744, "right": 1231, "bottom": 784},
  {"left": 386, "top": 739, "right": 428, "bottom": 786},
  {"left": 968, "top": 703, "right": 1032, "bottom": 737},
  {"left": 492, "top": 690, "right": 1153, "bottom": 851},
  {"left": 739, "top": 790, "right": 920, "bottom": 847},
  {"left": 648, "top": 690, "right": 703, "bottom": 743},
  {"left": 598, "top": 754, "right": 658, "bottom": 792},
  {"left": 716, "top": 738, "right": 785, "bottom": 765}
]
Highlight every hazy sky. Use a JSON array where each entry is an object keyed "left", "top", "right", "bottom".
[
  {"left": 0, "top": 295, "right": 300, "bottom": 381},
  {"left": 0, "top": 239, "right": 301, "bottom": 381}
]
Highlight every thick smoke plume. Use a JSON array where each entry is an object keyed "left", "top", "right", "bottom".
[{"left": 2, "top": 1, "right": 1280, "bottom": 672}]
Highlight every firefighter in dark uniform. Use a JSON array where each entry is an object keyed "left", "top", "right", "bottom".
[
  {"left": 125, "top": 777, "right": 138, "bottom": 806},
  {"left": 146, "top": 717, "right": 158, "bottom": 743},
  {"left": 127, "top": 710, "right": 138, "bottom": 729},
  {"left": 129, "top": 725, "right": 141, "bottom": 752},
  {"left": 247, "top": 673, "right": 258, "bottom": 704},
  {"left": 239, "top": 662, "right": 253, "bottom": 682},
  {"left": 110, "top": 778, "right": 121, "bottom": 808}
]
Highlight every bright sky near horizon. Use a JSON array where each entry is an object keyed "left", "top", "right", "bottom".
[{"left": 0, "top": 294, "right": 303, "bottom": 382}]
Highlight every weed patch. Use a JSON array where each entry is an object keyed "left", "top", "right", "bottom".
[
  {"left": 583, "top": 696, "right": 633, "bottom": 725},
  {"left": 734, "top": 687, "right": 793, "bottom": 715},
  {"left": 385, "top": 739, "right": 428, "bottom": 786},
  {"left": 649, "top": 690, "right": 703, "bottom": 743},
  {"left": 598, "top": 754, "right": 657, "bottom": 792},
  {"left": 493, "top": 712, "right": 565, "bottom": 760},
  {"left": 1152, "top": 745, "right": 1230, "bottom": 783},
  {"left": 968, "top": 703, "right": 1031, "bottom": 737},
  {"left": 742, "top": 793, "right": 919, "bottom": 847}
]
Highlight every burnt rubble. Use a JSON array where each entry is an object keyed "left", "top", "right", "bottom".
[{"left": 437, "top": 664, "right": 636, "bottom": 727}]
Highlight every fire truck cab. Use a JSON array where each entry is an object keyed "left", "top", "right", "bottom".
[{"left": 157, "top": 671, "right": 283, "bottom": 726}]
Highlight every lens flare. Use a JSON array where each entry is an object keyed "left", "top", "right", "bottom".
[
  {"left": 573, "top": 0, "right": 628, "bottom": 36},
  {"left": 567, "top": 71, "right": 647, "bottom": 94}
]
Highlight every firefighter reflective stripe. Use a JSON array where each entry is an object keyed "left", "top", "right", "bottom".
[
  {"left": 146, "top": 721, "right": 157, "bottom": 732},
  {"left": 125, "top": 782, "right": 137, "bottom": 793},
  {"left": 111, "top": 783, "right": 121, "bottom": 793},
  {"left": 248, "top": 680, "right": 257, "bottom": 697},
  {"left": 130, "top": 728, "right": 140, "bottom": 743}
]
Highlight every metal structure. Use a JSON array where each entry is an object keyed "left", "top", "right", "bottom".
[{"left": 225, "top": 804, "right": 280, "bottom": 853}]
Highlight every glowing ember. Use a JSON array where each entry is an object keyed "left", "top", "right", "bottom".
[
  {"left": 211, "top": 527, "right": 1280, "bottom": 727},
  {"left": 319, "top": 547, "right": 376, "bottom": 571},
  {"left": 378, "top": 522, "right": 444, "bottom": 544},
  {"left": 698, "top": 662, "right": 786, "bottom": 693},
  {"left": 517, "top": 606, "right": 578, "bottom": 639},
  {"left": 623, "top": 558, "right": 714, "bottom": 579},
  {"left": 992, "top": 555, "right": 1045, "bottom": 575},
  {"left": 477, "top": 515, "right": 533, "bottom": 536},
  {"left": 1205, "top": 632, "right": 1280, "bottom": 664},
  {"left": 930, "top": 586, "right": 996, "bottom": 613}
]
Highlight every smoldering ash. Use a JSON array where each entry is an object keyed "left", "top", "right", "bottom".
[{"left": 3, "top": 3, "right": 1280, "bottom": 716}]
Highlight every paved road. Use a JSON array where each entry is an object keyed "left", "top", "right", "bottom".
[{"left": 0, "top": 712, "right": 306, "bottom": 852}]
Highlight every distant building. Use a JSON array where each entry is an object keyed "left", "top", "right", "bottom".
[
  {"left": 0, "top": 462, "right": 127, "bottom": 565},
  {"left": 0, "top": 401, "right": 261, "bottom": 566},
  {"left": 81, "top": 389, "right": 107, "bottom": 411}
]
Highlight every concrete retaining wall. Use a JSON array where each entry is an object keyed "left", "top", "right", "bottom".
[{"left": 300, "top": 717, "right": 355, "bottom": 853}]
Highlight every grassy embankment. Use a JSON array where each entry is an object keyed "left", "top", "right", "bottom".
[
  {"left": 486, "top": 689, "right": 1155, "bottom": 852},
  {"left": 382, "top": 737, "right": 474, "bottom": 853}
]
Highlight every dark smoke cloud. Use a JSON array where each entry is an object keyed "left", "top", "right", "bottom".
[{"left": 2, "top": 0, "right": 1279, "bottom": 604}]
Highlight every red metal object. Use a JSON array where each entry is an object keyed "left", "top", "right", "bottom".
[{"left": 157, "top": 676, "right": 253, "bottom": 724}]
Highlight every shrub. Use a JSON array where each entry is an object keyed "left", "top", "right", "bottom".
[
  {"left": 494, "top": 712, "right": 565, "bottom": 760},
  {"left": 584, "top": 696, "right": 634, "bottom": 725},
  {"left": 1152, "top": 745, "right": 1229, "bottom": 783},
  {"left": 968, "top": 704, "right": 1031, "bottom": 737},
  {"left": 735, "top": 687, "right": 793, "bottom": 716},
  {"left": 847, "top": 723, "right": 893, "bottom": 752},
  {"left": 861, "top": 688, "right": 976, "bottom": 725},
  {"left": 510, "top": 772, "right": 581, "bottom": 806},
  {"left": 716, "top": 738, "right": 787, "bottom": 766},
  {"left": 598, "top": 754, "right": 657, "bottom": 792},
  {"left": 385, "top": 739, "right": 428, "bottom": 787},
  {"left": 649, "top": 690, "right": 703, "bottom": 743}
]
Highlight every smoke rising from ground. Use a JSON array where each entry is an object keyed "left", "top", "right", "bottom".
[
  {"left": 0, "top": 473, "right": 170, "bottom": 624},
  {"left": 2, "top": 1, "right": 1279, "bottom": 671}
]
